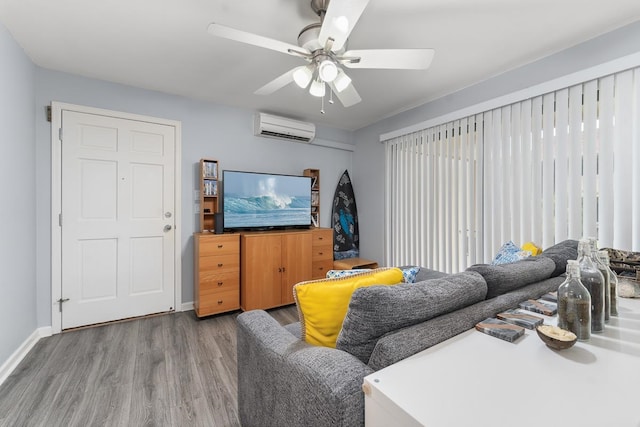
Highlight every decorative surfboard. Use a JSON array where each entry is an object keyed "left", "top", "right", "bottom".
[{"left": 332, "top": 170, "right": 359, "bottom": 260}]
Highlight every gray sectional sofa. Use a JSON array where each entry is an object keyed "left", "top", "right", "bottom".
[{"left": 236, "top": 240, "right": 578, "bottom": 427}]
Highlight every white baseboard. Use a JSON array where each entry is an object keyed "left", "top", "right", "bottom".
[
  {"left": 181, "top": 301, "right": 194, "bottom": 312},
  {"left": 0, "top": 327, "right": 50, "bottom": 387}
]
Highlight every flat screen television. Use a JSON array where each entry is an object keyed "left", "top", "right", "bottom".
[{"left": 222, "top": 170, "right": 312, "bottom": 231}]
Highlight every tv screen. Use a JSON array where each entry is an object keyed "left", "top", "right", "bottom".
[{"left": 223, "top": 170, "right": 312, "bottom": 230}]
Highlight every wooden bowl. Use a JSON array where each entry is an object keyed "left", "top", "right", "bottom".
[{"left": 536, "top": 325, "right": 577, "bottom": 350}]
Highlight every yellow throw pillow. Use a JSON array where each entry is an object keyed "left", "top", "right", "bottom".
[
  {"left": 522, "top": 241, "right": 542, "bottom": 256},
  {"left": 293, "top": 267, "right": 403, "bottom": 348}
]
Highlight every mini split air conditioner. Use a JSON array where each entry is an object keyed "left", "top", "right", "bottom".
[{"left": 254, "top": 112, "right": 316, "bottom": 143}]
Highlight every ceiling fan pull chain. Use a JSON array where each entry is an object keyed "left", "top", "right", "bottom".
[
  {"left": 329, "top": 89, "right": 334, "bottom": 105},
  {"left": 321, "top": 93, "right": 325, "bottom": 114}
]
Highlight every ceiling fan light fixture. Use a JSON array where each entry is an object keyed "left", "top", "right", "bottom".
[
  {"left": 333, "top": 16, "right": 350, "bottom": 35},
  {"left": 293, "top": 65, "right": 313, "bottom": 88},
  {"left": 333, "top": 69, "right": 352, "bottom": 92},
  {"left": 309, "top": 79, "right": 326, "bottom": 97},
  {"left": 318, "top": 59, "right": 338, "bottom": 82}
]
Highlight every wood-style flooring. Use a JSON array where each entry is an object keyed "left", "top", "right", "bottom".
[{"left": 0, "top": 306, "right": 299, "bottom": 427}]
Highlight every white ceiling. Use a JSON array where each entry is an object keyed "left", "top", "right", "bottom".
[{"left": 2, "top": 0, "right": 640, "bottom": 131}]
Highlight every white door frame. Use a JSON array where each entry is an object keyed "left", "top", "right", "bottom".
[{"left": 51, "top": 102, "right": 182, "bottom": 334}]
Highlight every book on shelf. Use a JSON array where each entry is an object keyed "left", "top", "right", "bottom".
[
  {"left": 518, "top": 299, "right": 557, "bottom": 316},
  {"left": 204, "top": 180, "right": 217, "bottom": 196},
  {"left": 475, "top": 318, "right": 525, "bottom": 343},
  {"left": 203, "top": 161, "right": 217, "bottom": 179},
  {"left": 311, "top": 214, "right": 318, "bottom": 228},
  {"left": 496, "top": 309, "right": 544, "bottom": 329},
  {"left": 311, "top": 176, "right": 318, "bottom": 189}
]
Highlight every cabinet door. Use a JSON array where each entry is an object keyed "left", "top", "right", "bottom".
[
  {"left": 281, "top": 232, "right": 312, "bottom": 304},
  {"left": 241, "top": 235, "right": 283, "bottom": 311}
]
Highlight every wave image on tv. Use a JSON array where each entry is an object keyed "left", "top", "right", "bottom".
[{"left": 223, "top": 171, "right": 311, "bottom": 229}]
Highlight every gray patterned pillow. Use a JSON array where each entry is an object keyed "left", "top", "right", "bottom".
[{"left": 335, "top": 271, "right": 487, "bottom": 364}]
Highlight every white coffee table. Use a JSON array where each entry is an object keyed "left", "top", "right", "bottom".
[{"left": 363, "top": 298, "right": 640, "bottom": 427}]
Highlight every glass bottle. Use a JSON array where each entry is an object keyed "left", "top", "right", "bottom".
[
  {"left": 598, "top": 250, "right": 618, "bottom": 316},
  {"left": 589, "top": 238, "right": 611, "bottom": 322},
  {"left": 577, "top": 239, "right": 605, "bottom": 333},
  {"left": 557, "top": 260, "right": 591, "bottom": 341}
]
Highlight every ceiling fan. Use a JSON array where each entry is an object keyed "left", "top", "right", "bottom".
[{"left": 207, "top": 0, "right": 435, "bottom": 112}]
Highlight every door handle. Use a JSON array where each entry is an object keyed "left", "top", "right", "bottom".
[{"left": 164, "top": 225, "right": 172, "bottom": 232}]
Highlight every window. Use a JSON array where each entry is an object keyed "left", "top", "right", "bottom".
[{"left": 384, "top": 68, "right": 640, "bottom": 271}]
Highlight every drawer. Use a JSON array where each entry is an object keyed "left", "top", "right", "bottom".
[
  {"left": 312, "top": 259, "right": 334, "bottom": 279},
  {"left": 199, "top": 254, "right": 240, "bottom": 274},
  {"left": 312, "top": 229, "right": 332, "bottom": 246},
  {"left": 197, "top": 289, "right": 239, "bottom": 315},
  {"left": 198, "top": 235, "right": 240, "bottom": 256},
  {"left": 199, "top": 270, "right": 239, "bottom": 289},
  {"left": 199, "top": 278, "right": 239, "bottom": 296},
  {"left": 312, "top": 243, "right": 333, "bottom": 261}
]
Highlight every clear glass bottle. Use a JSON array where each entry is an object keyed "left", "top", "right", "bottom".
[
  {"left": 589, "top": 238, "right": 611, "bottom": 322},
  {"left": 577, "top": 239, "right": 605, "bottom": 333},
  {"left": 598, "top": 250, "right": 618, "bottom": 317},
  {"left": 557, "top": 260, "right": 591, "bottom": 341}
]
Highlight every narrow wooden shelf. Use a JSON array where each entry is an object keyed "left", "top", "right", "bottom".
[{"left": 333, "top": 257, "right": 378, "bottom": 270}]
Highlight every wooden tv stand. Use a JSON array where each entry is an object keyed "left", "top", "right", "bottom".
[{"left": 194, "top": 228, "right": 333, "bottom": 315}]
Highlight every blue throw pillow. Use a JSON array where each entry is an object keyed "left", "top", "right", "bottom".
[
  {"left": 491, "top": 241, "right": 531, "bottom": 265},
  {"left": 401, "top": 266, "right": 420, "bottom": 283},
  {"left": 326, "top": 269, "right": 372, "bottom": 279}
]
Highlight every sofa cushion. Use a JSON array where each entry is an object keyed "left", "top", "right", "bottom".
[
  {"left": 466, "top": 256, "right": 555, "bottom": 299},
  {"left": 367, "top": 275, "right": 566, "bottom": 370},
  {"left": 539, "top": 239, "right": 579, "bottom": 276},
  {"left": 415, "top": 267, "right": 449, "bottom": 282},
  {"left": 335, "top": 271, "right": 487, "bottom": 364},
  {"left": 293, "top": 267, "right": 404, "bottom": 348}
]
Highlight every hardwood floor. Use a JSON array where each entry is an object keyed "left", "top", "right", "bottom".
[{"left": 0, "top": 306, "right": 299, "bottom": 427}]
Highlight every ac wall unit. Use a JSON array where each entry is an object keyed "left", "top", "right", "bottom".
[{"left": 254, "top": 112, "right": 316, "bottom": 143}]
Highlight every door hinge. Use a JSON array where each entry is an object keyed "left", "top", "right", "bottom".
[
  {"left": 58, "top": 213, "right": 62, "bottom": 227},
  {"left": 46, "top": 106, "right": 52, "bottom": 122},
  {"left": 58, "top": 127, "right": 62, "bottom": 141},
  {"left": 57, "top": 297, "right": 70, "bottom": 312}
]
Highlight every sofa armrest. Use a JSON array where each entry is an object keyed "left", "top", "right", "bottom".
[{"left": 237, "top": 310, "right": 374, "bottom": 427}]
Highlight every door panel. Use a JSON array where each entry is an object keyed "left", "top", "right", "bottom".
[
  {"left": 61, "top": 110, "right": 176, "bottom": 329},
  {"left": 241, "top": 235, "right": 282, "bottom": 311},
  {"left": 281, "top": 233, "right": 312, "bottom": 304}
]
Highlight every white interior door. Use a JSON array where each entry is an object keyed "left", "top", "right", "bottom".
[{"left": 60, "top": 110, "right": 176, "bottom": 329}]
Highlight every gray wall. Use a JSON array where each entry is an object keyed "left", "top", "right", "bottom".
[
  {"left": 0, "top": 24, "right": 37, "bottom": 366},
  {"left": 353, "top": 21, "right": 640, "bottom": 265},
  {"left": 34, "top": 68, "right": 353, "bottom": 328}
]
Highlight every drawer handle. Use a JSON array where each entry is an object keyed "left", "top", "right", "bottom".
[
  {"left": 218, "top": 281, "right": 223, "bottom": 286},
  {"left": 217, "top": 244, "right": 223, "bottom": 248},
  {"left": 218, "top": 263, "right": 223, "bottom": 267},
  {"left": 318, "top": 237, "right": 323, "bottom": 240},
  {"left": 319, "top": 252, "right": 323, "bottom": 255},
  {"left": 217, "top": 300, "right": 223, "bottom": 304}
]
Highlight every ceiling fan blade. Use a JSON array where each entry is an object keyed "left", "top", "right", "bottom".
[
  {"left": 318, "top": 0, "right": 370, "bottom": 51},
  {"left": 329, "top": 81, "right": 361, "bottom": 108},
  {"left": 208, "top": 23, "right": 310, "bottom": 57},
  {"left": 342, "top": 49, "right": 435, "bottom": 69},
  {"left": 254, "top": 67, "right": 298, "bottom": 95}
]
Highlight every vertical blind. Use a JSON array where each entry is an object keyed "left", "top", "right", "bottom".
[{"left": 384, "top": 67, "right": 640, "bottom": 271}]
